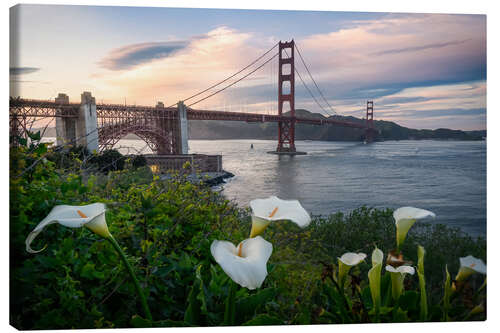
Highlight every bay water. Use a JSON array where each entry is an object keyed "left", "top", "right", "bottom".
[{"left": 114, "top": 139, "right": 486, "bottom": 236}]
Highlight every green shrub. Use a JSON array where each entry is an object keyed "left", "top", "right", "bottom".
[
  {"left": 10, "top": 146, "right": 243, "bottom": 329},
  {"left": 95, "top": 149, "right": 125, "bottom": 173},
  {"left": 131, "top": 155, "right": 148, "bottom": 169},
  {"left": 9, "top": 141, "right": 486, "bottom": 328}
]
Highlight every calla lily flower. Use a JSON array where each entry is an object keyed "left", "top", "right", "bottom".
[
  {"left": 386, "top": 264, "right": 415, "bottom": 301},
  {"left": 368, "top": 247, "right": 384, "bottom": 319},
  {"left": 394, "top": 207, "right": 435, "bottom": 250},
  {"left": 386, "top": 265, "right": 415, "bottom": 275},
  {"left": 455, "top": 255, "right": 486, "bottom": 282},
  {"left": 26, "top": 203, "right": 111, "bottom": 253},
  {"left": 25, "top": 203, "right": 152, "bottom": 320},
  {"left": 371, "top": 247, "right": 384, "bottom": 267},
  {"left": 338, "top": 252, "right": 366, "bottom": 288},
  {"left": 211, "top": 236, "right": 273, "bottom": 290},
  {"left": 249, "top": 196, "right": 311, "bottom": 238},
  {"left": 339, "top": 252, "right": 367, "bottom": 266}
]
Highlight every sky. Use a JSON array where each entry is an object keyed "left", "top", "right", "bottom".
[{"left": 9, "top": 4, "right": 486, "bottom": 130}]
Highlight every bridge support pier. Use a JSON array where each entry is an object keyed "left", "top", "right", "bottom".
[
  {"left": 55, "top": 93, "right": 76, "bottom": 146},
  {"left": 55, "top": 92, "right": 99, "bottom": 152},
  {"left": 177, "top": 101, "right": 189, "bottom": 154},
  {"left": 77, "top": 92, "right": 99, "bottom": 152}
]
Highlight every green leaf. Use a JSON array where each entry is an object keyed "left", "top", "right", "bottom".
[
  {"left": 18, "top": 137, "right": 28, "bottom": 146},
  {"left": 378, "top": 306, "right": 394, "bottom": 315},
  {"left": 417, "top": 245, "right": 428, "bottom": 321},
  {"left": 34, "top": 143, "right": 48, "bottom": 155},
  {"left": 293, "top": 308, "right": 311, "bottom": 325},
  {"left": 360, "top": 286, "right": 373, "bottom": 309},
  {"left": 130, "top": 314, "right": 153, "bottom": 328},
  {"left": 154, "top": 319, "right": 193, "bottom": 327},
  {"left": 323, "top": 282, "right": 351, "bottom": 323},
  {"left": 368, "top": 263, "right": 381, "bottom": 317},
  {"left": 318, "top": 309, "right": 338, "bottom": 323},
  {"left": 235, "top": 287, "right": 277, "bottom": 320},
  {"left": 28, "top": 131, "right": 41, "bottom": 141},
  {"left": 428, "top": 305, "right": 443, "bottom": 321},
  {"left": 381, "top": 272, "right": 392, "bottom": 306},
  {"left": 80, "top": 262, "right": 96, "bottom": 279},
  {"left": 223, "top": 281, "right": 237, "bottom": 326},
  {"left": 399, "top": 291, "right": 418, "bottom": 312},
  {"left": 243, "top": 314, "right": 283, "bottom": 326},
  {"left": 393, "top": 308, "right": 409, "bottom": 322},
  {"left": 442, "top": 265, "right": 452, "bottom": 321},
  {"left": 194, "top": 265, "right": 209, "bottom": 316},
  {"left": 184, "top": 281, "right": 202, "bottom": 325}
]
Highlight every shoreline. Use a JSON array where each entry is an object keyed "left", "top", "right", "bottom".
[{"left": 160, "top": 170, "right": 235, "bottom": 187}]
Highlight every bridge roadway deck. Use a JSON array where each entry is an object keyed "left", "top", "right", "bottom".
[{"left": 9, "top": 99, "right": 367, "bottom": 129}]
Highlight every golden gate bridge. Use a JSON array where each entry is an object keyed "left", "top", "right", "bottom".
[{"left": 9, "top": 40, "right": 376, "bottom": 155}]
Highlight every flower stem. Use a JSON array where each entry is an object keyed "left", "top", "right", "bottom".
[
  {"left": 328, "top": 274, "right": 352, "bottom": 322},
  {"left": 107, "top": 235, "right": 153, "bottom": 321}
]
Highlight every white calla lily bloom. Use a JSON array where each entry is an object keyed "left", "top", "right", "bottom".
[
  {"left": 386, "top": 265, "right": 415, "bottom": 275},
  {"left": 211, "top": 236, "right": 273, "bottom": 290},
  {"left": 338, "top": 252, "right": 366, "bottom": 288},
  {"left": 372, "top": 247, "right": 384, "bottom": 267},
  {"left": 455, "top": 255, "right": 486, "bottom": 281},
  {"left": 386, "top": 264, "right": 415, "bottom": 301},
  {"left": 339, "top": 252, "right": 367, "bottom": 266},
  {"left": 394, "top": 207, "right": 435, "bottom": 249},
  {"left": 249, "top": 196, "right": 311, "bottom": 237},
  {"left": 26, "top": 203, "right": 111, "bottom": 253}
]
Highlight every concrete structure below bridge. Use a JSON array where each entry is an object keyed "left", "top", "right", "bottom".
[{"left": 144, "top": 154, "right": 222, "bottom": 174}]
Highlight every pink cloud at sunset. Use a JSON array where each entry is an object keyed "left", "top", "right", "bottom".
[{"left": 10, "top": 6, "right": 486, "bottom": 130}]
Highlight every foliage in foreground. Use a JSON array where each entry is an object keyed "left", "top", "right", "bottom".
[
  {"left": 10, "top": 142, "right": 486, "bottom": 329},
  {"left": 258, "top": 210, "right": 485, "bottom": 324}
]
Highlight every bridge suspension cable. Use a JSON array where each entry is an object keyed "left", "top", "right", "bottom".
[
  {"left": 169, "top": 42, "right": 279, "bottom": 108},
  {"left": 187, "top": 51, "right": 279, "bottom": 107},
  {"left": 293, "top": 57, "right": 332, "bottom": 116},
  {"left": 282, "top": 48, "right": 333, "bottom": 117},
  {"left": 295, "top": 42, "right": 337, "bottom": 115}
]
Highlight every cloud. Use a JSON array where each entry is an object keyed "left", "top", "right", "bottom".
[
  {"left": 99, "top": 41, "right": 188, "bottom": 70},
  {"left": 395, "top": 108, "right": 485, "bottom": 119},
  {"left": 377, "top": 96, "right": 433, "bottom": 105},
  {"left": 372, "top": 39, "right": 471, "bottom": 56},
  {"left": 300, "top": 14, "right": 485, "bottom": 94},
  {"left": 9, "top": 79, "right": 50, "bottom": 84},
  {"left": 88, "top": 18, "right": 485, "bottom": 130},
  {"left": 92, "top": 26, "right": 258, "bottom": 105},
  {"left": 10, "top": 67, "right": 40, "bottom": 75}
]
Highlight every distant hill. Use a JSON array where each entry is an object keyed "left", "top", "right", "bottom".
[
  {"left": 188, "top": 109, "right": 486, "bottom": 141},
  {"left": 35, "top": 109, "right": 485, "bottom": 142}
]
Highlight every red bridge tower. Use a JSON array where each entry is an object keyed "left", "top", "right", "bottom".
[
  {"left": 365, "top": 100, "right": 375, "bottom": 143},
  {"left": 270, "top": 40, "right": 306, "bottom": 155}
]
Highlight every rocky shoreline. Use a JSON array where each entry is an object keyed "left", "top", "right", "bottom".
[{"left": 160, "top": 170, "right": 234, "bottom": 187}]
